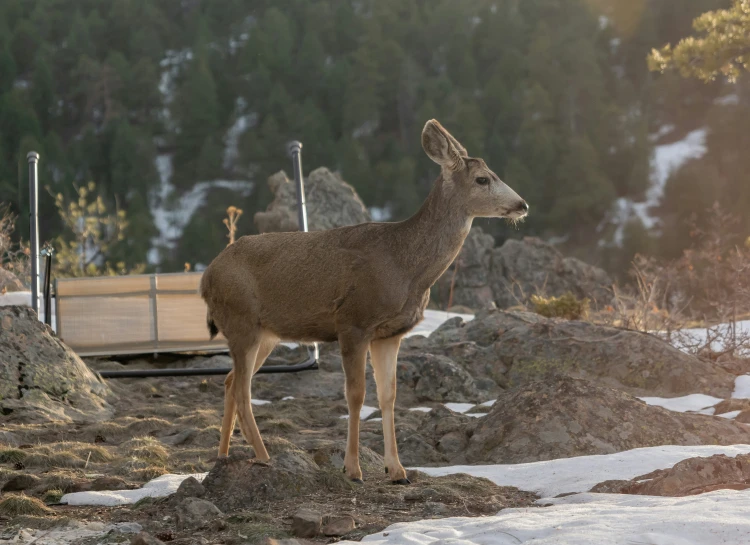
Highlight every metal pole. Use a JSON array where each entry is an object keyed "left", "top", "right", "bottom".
[
  {"left": 287, "top": 141, "right": 318, "bottom": 362},
  {"left": 27, "top": 152, "right": 40, "bottom": 316},
  {"left": 288, "top": 141, "right": 309, "bottom": 232},
  {"left": 42, "top": 246, "right": 53, "bottom": 326}
]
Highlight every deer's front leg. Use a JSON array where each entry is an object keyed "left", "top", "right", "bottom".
[
  {"left": 340, "top": 333, "right": 369, "bottom": 483},
  {"left": 370, "top": 336, "right": 409, "bottom": 484}
]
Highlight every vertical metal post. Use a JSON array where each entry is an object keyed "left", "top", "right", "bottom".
[
  {"left": 288, "top": 141, "right": 309, "bottom": 233},
  {"left": 27, "top": 152, "right": 40, "bottom": 316},
  {"left": 287, "top": 140, "right": 318, "bottom": 362},
  {"left": 41, "top": 246, "right": 53, "bottom": 326}
]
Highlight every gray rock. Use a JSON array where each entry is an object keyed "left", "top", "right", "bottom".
[
  {"left": 292, "top": 508, "right": 322, "bottom": 538},
  {"left": 0, "top": 268, "right": 24, "bottom": 292},
  {"left": 322, "top": 515, "right": 356, "bottom": 537},
  {"left": 490, "top": 237, "right": 613, "bottom": 309},
  {"left": 434, "top": 227, "right": 496, "bottom": 310},
  {"left": 0, "top": 306, "right": 114, "bottom": 423},
  {"left": 424, "top": 308, "right": 734, "bottom": 397},
  {"left": 397, "top": 353, "right": 486, "bottom": 403},
  {"left": 174, "top": 497, "right": 223, "bottom": 530},
  {"left": 175, "top": 476, "right": 206, "bottom": 498},
  {"left": 130, "top": 532, "right": 165, "bottom": 545},
  {"left": 465, "top": 375, "right": 750, "bottom": 464},
  {"left": 2, "top": 474, "right": 41, "bottom": 492},
  {"left": 255, "top": 168, "right": 370, "bottom": 234},
  {"left": 202, "top": 448, "right": 325, "bottom": 512},
  {"left": 0, "top": 430, "right": 21, "bottom": 447}
]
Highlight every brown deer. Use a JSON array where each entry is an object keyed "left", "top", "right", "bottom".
[{"left": 200, "top": 119, "right": 528, "bottom": 484}]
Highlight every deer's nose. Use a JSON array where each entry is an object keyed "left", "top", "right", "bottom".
[{"left": 518, "top": 200, "right": 529, "bottom": 213}]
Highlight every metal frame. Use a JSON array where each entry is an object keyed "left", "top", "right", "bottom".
[{"left": 43, "top": 142, "right": 319, "bottom": 379}]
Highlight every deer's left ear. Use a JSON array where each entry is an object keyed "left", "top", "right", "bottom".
[{"left": 421, "top": 120, "right": 467, "bottom": 171}]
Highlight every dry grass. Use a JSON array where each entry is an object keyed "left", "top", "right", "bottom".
[
  {"left": 0, "top": 494, "right": 53, "bottom": 517},
  {"left": 122, "top": 437, "right": 170, "bottom": 463},
  {"left": 43, "top": 488, "right": 64, "bottom": 504},
  {"left": 0, "top": 448, "right": 27, "bottom": 464},
  {"left": 23, "top": 452, "right": 85, "bottom": 470},
  {"left": 176, "top": 410, "right": 220, "bottom": 429},
  {"left": 531, "top": 292, "right": 590, "bottom": 320}
]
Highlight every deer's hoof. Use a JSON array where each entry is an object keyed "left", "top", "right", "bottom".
[
  {"left": 392, "top": 478, "right": 411, "bottom": 485},
  {"left": 351, "top": 478, "right": 364, "bottom": 485}
]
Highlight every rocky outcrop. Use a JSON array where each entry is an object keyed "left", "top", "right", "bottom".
[
  {"left": 0, "top": 268, "right": 24, "bottom": 292},
  {"left": 0, "top": 306, "right": 113, "bottom": 423},
  {"left": 435, "top": 231, "right": 614, "bottom": 311},
  {"left": 591, "top": 454, "right": 750, "bottom": 496},
  {"left": 463, "top": 376, "right": 750, "bottom": 464},
  {"left": 254, "top": 168, "right": 371, "bottom": 233},
  {"left": 423, "top": 309, "right": 735, "bottom": 397},
  {"left": 491, "top": 237, "right": 613, "bottom": 309}
]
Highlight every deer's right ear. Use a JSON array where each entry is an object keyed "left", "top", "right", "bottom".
[{"left": 421, "top": 120, "right": 465, "bottom": 171}]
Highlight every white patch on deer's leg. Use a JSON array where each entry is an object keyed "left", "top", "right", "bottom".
[
  {"left": 341, "top": 336, "right": 368, "bottom": 482},
  {"left": 233, "top": 339, "right": 270, "bottom": 462},
  {"left": 371, "top": 336, "right": 408, "bottom": 483}
]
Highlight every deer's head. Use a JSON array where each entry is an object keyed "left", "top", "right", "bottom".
[{"left": 421, "top": 119, "right": 528, "bottom": 221}]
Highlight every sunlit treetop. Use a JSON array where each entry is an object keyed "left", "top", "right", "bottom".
[{"left": 648, "top": 0, "right": 750, "bottom": 82}]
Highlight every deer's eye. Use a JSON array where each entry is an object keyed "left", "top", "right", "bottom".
[{"left": 475, "top": 177, "right": 489, "bottom": 186}]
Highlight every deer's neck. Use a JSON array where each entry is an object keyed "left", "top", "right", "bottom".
[{"left": 398, "top": 176, "right": 472, "bottom": 291}]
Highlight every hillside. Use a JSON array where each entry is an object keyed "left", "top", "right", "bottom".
[{"left": 0, "top": 0, "right": 747, "bottom": 276}]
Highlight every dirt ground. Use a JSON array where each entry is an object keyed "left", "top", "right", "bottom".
[{"left": 0, "top": 369, "right": 537, "bottom": 544}]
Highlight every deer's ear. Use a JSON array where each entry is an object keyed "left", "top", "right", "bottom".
[{"left": 421, "top": 120, "right": 466, "bottom": 171}]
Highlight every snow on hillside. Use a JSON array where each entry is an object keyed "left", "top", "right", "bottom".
[
  {"left": 605, "top": 127, "right": 708, "bottom": 246},
  {"left": 148, "top": 153, "right": 254, "bottom": 265}
]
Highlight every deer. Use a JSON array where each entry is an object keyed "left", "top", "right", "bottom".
[{"left": 199, "top": 119, "right": 528, "bottom": 485}]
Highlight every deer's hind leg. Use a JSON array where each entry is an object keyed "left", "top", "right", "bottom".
[
  {"left": 370, "top": 336, "right": 409, "bottom": 484},
  {"left": 226, "top": 333, "right": 271, "bottom": 461},
  {"left": 218, "top": 334, "right": 278, "bottom": 457}
]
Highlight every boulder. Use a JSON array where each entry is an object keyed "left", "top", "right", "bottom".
[
  {"left": 0, "top": 306, "right": 114, "bottom": 423},
  {"left": 590, "top": 454, "right": 750, "bottom": 496},
  {"left": 174, "top": 498, "right": 223, "bottom": 531},
  {"left": 463, "top": 375, "right": 750, "bottom": 464},
  {"left": 424, "top": 309, "right": 734, "bottom": 397},
  {"left": 434, "top": 233, "right": 614, "bottom": 312},
  {"left": 0, "top": 268, "right": 24, "bottom": 293},
  {"left": 490, "top": 237, "right": 613, "bottom": 309},
  {"left": 255, "top": 168, "right": 371, "bottom": 233},
  {"left": 396, "top": 353, "right": 491, "bottom": 403},
  {"left": 434, "top": 227, "right": 497, "bottom": 310},
  {"left": 202, "top": 443, "right": 352, "bottom": 512}
]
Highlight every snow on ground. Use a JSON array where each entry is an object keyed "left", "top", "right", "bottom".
[
  {"left": 733, "top": 375, "right": 750, "bottom": 399},
  {"left": 637, "top": 393, "right": 723, "bottom": 413},
  {"left": 411, "top": 444, "right": 750, "bottom": 499},
  {"left": 443, "top": 402, "right": 477, "bottom": 413},
  {"left": 605, "top": 127, "right": 708, "bottom": 246},
  {"left": 671, "top": 320, "right": 750, "bottom": 357},
  {"left": 61, "top": 472, "right": 207, "bottom": 507},
  {"left": 346, "top": 489, "right": 750, "bottom": 545},
  {"left": 339, "top": 405, "right": 379, "bottom": 420},
  {"left": 405, "top": 309, "right": 474, "bottom": 339}
]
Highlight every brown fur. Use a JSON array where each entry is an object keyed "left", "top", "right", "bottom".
[{"left": 200, "top": 119, "right": 527, "bottom": 483}]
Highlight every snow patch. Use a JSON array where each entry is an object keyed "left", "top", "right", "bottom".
[
  {"left": 61, "top": 472, "right": 206, "bottom": 507},
  {"left": 349, "top": 489, "right": 750, "bottom": 545},
  {"left": 149, "top": 152, "right": 254, "bottom": 265},
  {"left": 410, "top": 444, "right": 750, "bottom": 498},
  {"left": 605, "top": 127, "right": 707, "bottom": 246},
  {"left": 443, "top": 402, "right": 476, "bottom": 414},
  {"left": 733, "top": 375, "right": 750, "bottom": 399},
  {"left": 638, "top": 393, "right": 723, "bottom": 413},
  {"left": 404, "top": 310, "right": 474, "bottom": 339},
  {"left": 339, "top": 405, "right": 379, "bottom": 420}
]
